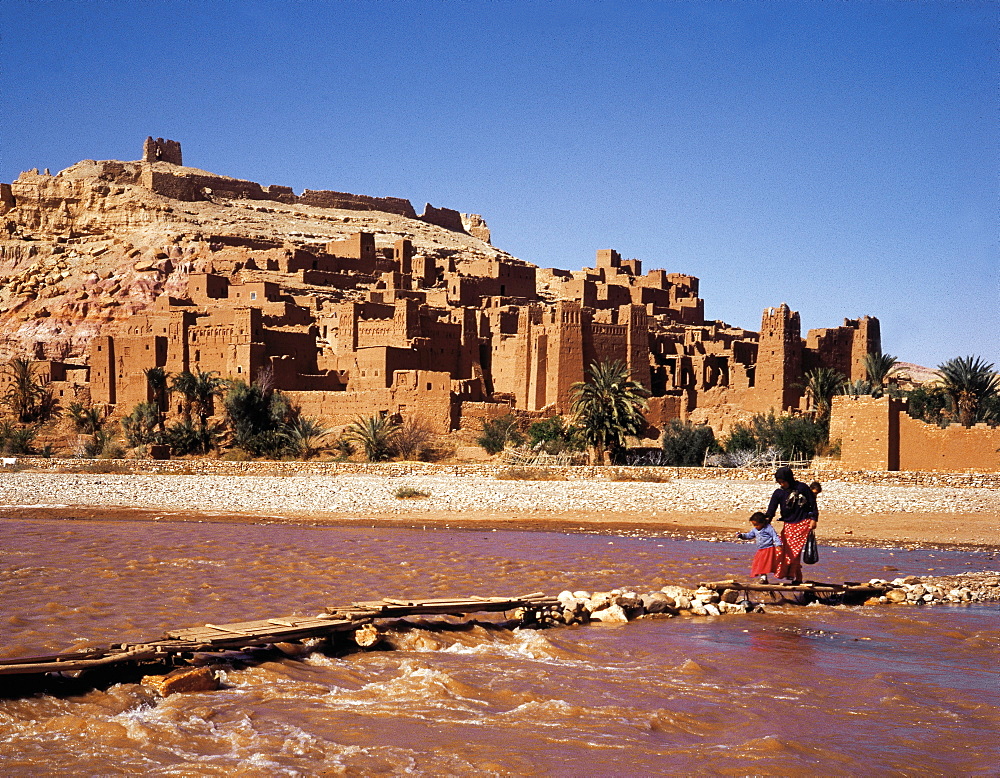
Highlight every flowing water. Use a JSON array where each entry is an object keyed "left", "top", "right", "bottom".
[{"left": 1, "top": 517, "right": 998, "bottom": 775}]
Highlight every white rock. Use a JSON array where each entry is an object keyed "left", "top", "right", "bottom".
[{"left": 590, "top": 604, "right": 628, "bottom": 623}]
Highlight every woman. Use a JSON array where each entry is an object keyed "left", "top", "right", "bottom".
[{"left": 763, "top": 466, "right": 818, "bottom": 585}]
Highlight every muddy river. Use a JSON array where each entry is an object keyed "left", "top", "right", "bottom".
[{"left": 1, "top": 517, "right": 998, "bottom": 775}]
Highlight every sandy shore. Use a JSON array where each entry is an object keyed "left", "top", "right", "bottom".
[{"left": 1, "top": 471, "right": 998, "bottom": 549}]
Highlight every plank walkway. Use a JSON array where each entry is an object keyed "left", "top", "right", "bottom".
[
  {"left": 701, "top": 579, "right": 889, "bottom": 604},
  {"left": 0, "top": 593, "right": 558, "bottom": 679}
]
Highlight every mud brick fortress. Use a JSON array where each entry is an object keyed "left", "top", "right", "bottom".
[{"left": 1, "top": 139, "right": 996, "bottom": 470}]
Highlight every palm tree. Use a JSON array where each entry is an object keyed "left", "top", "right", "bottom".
[
  {"left": 802, "top": 367, "right": 844, "bottom": 423},
  {"left": 144, "top": 367, "right": 170, "bottom": 432},
  {"left": 66, "top": 402, "right": 106, "bottom": 434},
  {"left": 840, "top": 379, "right": 875, "bottom": 397},
  {"left": 223, "top": 379, "right": 292, "bottom": 457},
  {"left": 286, "top": 416, "right": 332, "bottom": 460},
  {"left": 937, "top": 355, "right": 1000, "bottom": 427},
  {"left": 2, "top": 357, "right": 45, "bottom": 423},
  {"left": 343, "top": 414, "right": 401, "bottom": 462},
  {"left": 172, "top": 370, "right": 224, "bottom": 432},
  {"left": 864, "top": 352, "right": 899, "bottom": 396},
  {"left": 570, "top": 360, "right": 647, "bottom": 464}
]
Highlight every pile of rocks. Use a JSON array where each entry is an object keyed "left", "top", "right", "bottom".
[
  {"left": 524, "top": 584, "right": 760, "bottom": 627},
  {"left": 867, "top": 572, "right": 1000, "bottom": 606}
]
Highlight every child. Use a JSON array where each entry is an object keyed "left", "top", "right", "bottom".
[{"left": 736, "top": 512, "right": 782, "bottom": 584}]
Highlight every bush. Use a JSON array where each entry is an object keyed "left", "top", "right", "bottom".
[
  {"left": 0, "top": 423, "right": 37, "bottom": 455},
  {"left": 122, "top": 402, "right": 161, "bottom": 447},
  {"left": 477, "top": 414, "right": 523, "bottom": 455},
  {"left": 660, "top": 420, "right": 716, "bottom": 466},
  {"left": 394, "top": 486, "right": 430, "bottom": 499},
  {"left": 223, "top": 380, "right": 292, "bottom": 457},
  {"left": 904, "top": 385, "right": 950, "bottom": 426},
  {"left": 343, "top": 414, "right": 400, "bottom": 462},
  {"left": 526, "top": 416, "right": 586, "bottom": 454},
  {"left": 165, "top": 419, "right": 217, "bottom": 456},
  {"left": 395, "top": 416, "right": 435, "bottom": 460},
  {"left": 722, "top": 412, "right": 827, "bottom": 460}
]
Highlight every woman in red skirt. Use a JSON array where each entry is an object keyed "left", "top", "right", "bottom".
[{"left": 763, "top": 467, "right": 818, "bottom": 584}]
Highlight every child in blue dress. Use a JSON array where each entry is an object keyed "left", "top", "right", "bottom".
[{"left": 736, "top": 512, "right": 782, "bottom": 583}]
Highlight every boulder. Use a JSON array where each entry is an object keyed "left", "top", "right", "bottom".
[
  {"left": 590, "top": 604, "right": 628, "bottom": 623},
  {"left": 640, "top": 592, "right": 674, "bottom": 614},
  {"left": 142, "top": 666, "right": 219, "bottom": 697},
  {"left": 885, "top": 589, "right": 907, "bottom": 604}
]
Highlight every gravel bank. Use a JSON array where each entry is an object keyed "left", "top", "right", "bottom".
[{"left": 1, "top": 472, "right": 998, "bottom": 518}]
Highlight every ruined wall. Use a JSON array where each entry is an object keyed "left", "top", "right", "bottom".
[
  {"left": 142, "top": 137, "right": 182, "bottom": 165},
  {"left": 419, "top": 203, "right": 466, "bottom": 232},
  {"left": 298, "top": 190, "right": 417, "bottom": 218}
]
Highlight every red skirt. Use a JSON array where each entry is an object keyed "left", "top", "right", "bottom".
[
  {"left": 750, "top": 546, "right": 781, "bottom": 577},
  {"left": 777, "top": 521, "right": 813, "bottom": 580}
]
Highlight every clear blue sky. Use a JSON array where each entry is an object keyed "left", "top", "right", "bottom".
[{"left": 3, "top": 0, "right": 996, "bottom": 368}]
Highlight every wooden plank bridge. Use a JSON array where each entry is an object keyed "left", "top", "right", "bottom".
[
  {"left": 0, "top": 581, "right": 890, "bottom": 695},
  {"left": 0, "top": 593, "right": 559, "bottom": 681},
  {"left": 700, "top": 579, "right": 889, "bottom": 605}
]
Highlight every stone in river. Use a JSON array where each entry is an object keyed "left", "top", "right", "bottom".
[{"left": 143, "top": 666, "right": 219, "bottom": 697}]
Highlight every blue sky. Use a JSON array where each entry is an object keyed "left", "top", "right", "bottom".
[{"left": 3, "top": 0, "right": 996, "bottom": 368}]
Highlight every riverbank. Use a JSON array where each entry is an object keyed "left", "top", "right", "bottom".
[{"left": 2, "top": 465, "right": 998, "bottom": 550}]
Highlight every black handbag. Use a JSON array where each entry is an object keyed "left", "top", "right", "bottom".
[{"left": 803, "top": 531, "right": 819, "bottom": 565}]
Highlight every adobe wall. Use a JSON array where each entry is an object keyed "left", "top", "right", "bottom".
[
  {"left": 898, "top": 415, "right": 1000, "bottom": 472},
  {"left": 283, "top": 369, "right": 455, "bottom": 432},
  {"left": 829, "top": 395, "right": 899, "bottom": 471},
  {"left": 830, "top": 395, "right": 1000, "bottom": 472}
]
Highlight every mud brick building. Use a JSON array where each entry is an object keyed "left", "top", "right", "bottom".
[{"left": 13, "top": 136, "right": 988, "bottom": 471}]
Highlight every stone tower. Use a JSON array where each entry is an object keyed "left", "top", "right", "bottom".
[
  {"left": 752, "top": 303, "right": 803, "bottom": 412},
  {"left": 142, "top": 137, "right": 183, "bottom": 165}
]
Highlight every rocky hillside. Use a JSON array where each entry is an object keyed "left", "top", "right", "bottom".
[{"left": 0, "top": 147, "right": 509, "bottom": 362}]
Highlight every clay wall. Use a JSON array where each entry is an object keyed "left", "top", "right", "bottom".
[
  {"left": 831, "top": 395, "right": 1000, "bottom": 472},
  {"left": 643, "top": 395, "right": 684, "bottom": 437},
  {"left": 283, "top": 370, "right": 454, "bottom": 432},
  {"left": 898, "top": 415, "right": 1000, "bottom": 472},
  {"left": 830, "top": 395, "right": 901, "bottom": 471}
]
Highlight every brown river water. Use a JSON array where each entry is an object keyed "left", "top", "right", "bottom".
[{"left": 1, "top": 516, "right": 998, "bottom": 775}]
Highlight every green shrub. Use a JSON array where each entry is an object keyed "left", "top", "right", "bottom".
[
  {"left": 660, "top": 420, "right": 716, "bottom": 466},
  {"left": 165, "top": 419, "right": 217, "bottom": 456},
  {"left": 394, "top": 486, "right": 430, "bottom": 499},
  {"left": 477, "top": 414, "right": 524, "bottom": 455},
  {"left": 1, "top": 424, "right": 37, "bottom": 455},
  {"left": 526, "top": 416, "right": 586, "bottom": 454},
  {"left": 122, "top": 402, "right": 161, "bottom": 447},
  {"left": 722, "top": 411, "right": 827, "bottom": 460}
]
